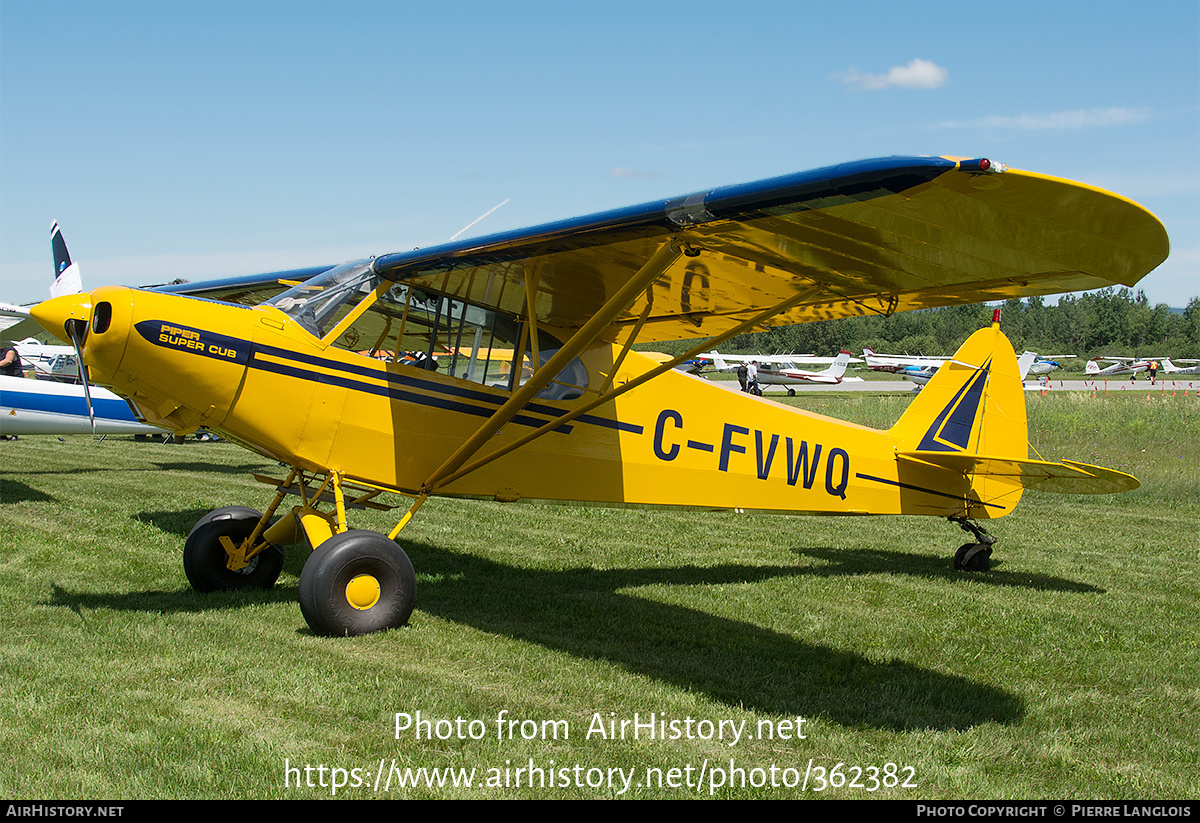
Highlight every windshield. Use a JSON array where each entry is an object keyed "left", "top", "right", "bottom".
[
  {"left": 265, "top": 260, "right": 379, "bottom": 338},
  {"left": 264, "top": 260, "right": 589, "bottom": 400}
]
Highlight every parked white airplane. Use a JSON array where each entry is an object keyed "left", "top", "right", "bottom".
[
  {"left": 1027, "top": 355, "right": 1076, "bottom": 375},
  {"left": 1, "top": 375, "right": 163, "bottom": 435},
  {"left": 1085, "top": 357, "right": 1152, "bottom": 379},
  {"left": 1160, "top": 358, "right": 1200, "bottom": 376},
  {"left": 0, "top": 222, "right": 164, "bottom": 437},
  {"left": 707, "top": 350, "right": 860, "bottom": 394},
  {"left": 0, "top": 221, "right": 82, "bottom": 342}
]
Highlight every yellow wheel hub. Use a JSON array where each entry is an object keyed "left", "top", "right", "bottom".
[{"left": 345, "top": 574, "right": 381, "bottom": 611}]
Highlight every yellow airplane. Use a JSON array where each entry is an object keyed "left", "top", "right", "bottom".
[{"left": 30, "top": 156, "right": 1169, "bottom": 636}]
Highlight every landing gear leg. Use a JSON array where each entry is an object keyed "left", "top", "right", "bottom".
[{"left": 949, "top": 516, "right": 995, "bottom": 571}]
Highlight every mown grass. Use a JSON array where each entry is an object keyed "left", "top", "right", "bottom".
[{"left": 0, "top": 392, "right": 1196, "bottom": 799}]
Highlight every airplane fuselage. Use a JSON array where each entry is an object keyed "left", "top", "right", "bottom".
[
  {"left": 59, "top": 285, "right": 1024, "bottom": 521},
  {"left": 0, "top": 374, "right": 162, "bottom": 435}
]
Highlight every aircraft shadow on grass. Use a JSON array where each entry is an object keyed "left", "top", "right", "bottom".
[
  {"left": 47, "top": 528, "right": 1033, "bottom": 732},
  {"left": 150, "top": 461, "right": 276, "bottom": 477},
  {"left": 0, "top": 462, "right": 268, "bottom": 481},
  {"left": 789, "top": 546, "right": 1106, "bottom": 594},
  {"left": 399, "top": 540, "right": 1028, "bottom": 731},
  {"left": 0, "top": 478, "right": 55, "bottom": 504}
]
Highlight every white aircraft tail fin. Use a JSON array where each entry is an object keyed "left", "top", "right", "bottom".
[
  {"left": 710, "top": 352, "right": 730, "bottom": 371},
  {"left": 825, "top": 349, "right": 851, "bottom": 379},
  {"left": 49, "top": 221, "right": 82, "bottom": 299},
  {"left": 1085, "top": 359, "right": 1100, "bottom": 375},
  {"left": 1017, "top": 351, "right": 1036, "bottom": 380}
]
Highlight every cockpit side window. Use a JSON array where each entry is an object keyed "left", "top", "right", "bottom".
[{"left": 271, "top": 267, "right": 588, "bottom": 400}]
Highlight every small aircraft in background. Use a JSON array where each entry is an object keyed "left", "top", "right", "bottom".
[
  {"left": 1085, "top": 357, "right": 1153, "bottom": 379},
  {"left": 1027, "top": 355, "right": 1076, "bottom": 375},
  {"left": 862, "top": 347, "right": 945, "bottom": 374},
  {"left": 28, "top": 156, "right": 1169, "bottom": 637},
  {"left": 898, "top": 363, "right": 940, "bottom": 387},
  {"left": 1161, "top": 358, "right": 1200, "bottom": 376},
  {"left": 0, "top": 224, "right": 166, "bottom": 437},
  {"left": 0, "top": 374, "right": 164, "bottom": 436},
  {"left": 706, "top": 350, "right": 859, "bottom": 394},
  {"left": 1, "top": 221, "right": 85, "bottom": 342}
]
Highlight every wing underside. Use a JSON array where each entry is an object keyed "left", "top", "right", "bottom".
[{"left": 365, "top": 156, "right": 1169, "bottom": 345}]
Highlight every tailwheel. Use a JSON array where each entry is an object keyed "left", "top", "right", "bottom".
[
  {"left": 298, "top": 530, "right": 416, "bottom": 636},
  {"left": 949, "top": 516, "right": 996, "bottom": 572},
  {"left": 184, "top": 506, "right": 284, "bottom": 592},
  {"left": 953, "top": 542, "right": 992, "bottom": 572}
]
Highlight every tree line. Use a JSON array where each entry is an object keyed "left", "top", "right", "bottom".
[{"left": 646, "top": 288, "right": 1200, "bottom": 361}]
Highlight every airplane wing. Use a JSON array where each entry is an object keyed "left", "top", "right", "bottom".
[
  {"left": 363, "top": 156, "right": 1168, "bottom": 346},
  {"left": 0, "top": 311, "right": 40, "bottom": 342},
  {"left": 700, "top": 352, "right": 818, "bottom": 365},
  {"left": 784, "top": 373, "right": 840, "bottom": 384}
]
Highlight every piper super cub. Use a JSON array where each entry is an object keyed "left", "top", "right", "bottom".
[{"left": 31, "top": 156, "right": 1169, "bottom": 636}]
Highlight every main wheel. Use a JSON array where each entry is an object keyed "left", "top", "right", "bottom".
[
  {"left": 298, "top": 530, "right": 416, "bottom": 636},
  {"left": 953, "top": 542, "right": 992, "bottom": 572},
  {"left": 184, "top": 506, "right": 284, "bottom": 592}
]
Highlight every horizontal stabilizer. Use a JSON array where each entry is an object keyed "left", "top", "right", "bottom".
[{"left": 898, "top": 451, "right": 1139, "bottom": 495}]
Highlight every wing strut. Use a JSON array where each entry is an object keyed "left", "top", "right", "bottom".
[
  {"left": 432, "top": 281, "right": 828, "bottom": 491},
  {"left": 599, "top": 284, "right": 655, "bottom": 395},
  {"left": 418, "top": 241, "right": 685, "bottom": 496}
]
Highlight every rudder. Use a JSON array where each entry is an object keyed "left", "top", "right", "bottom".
[{"left": 889, "top": 312, "right": 1028, "bottom": 517}]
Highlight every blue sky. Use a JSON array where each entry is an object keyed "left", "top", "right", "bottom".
[{"left": 2, "top": 0, "right": 1197, "bottom": 308}]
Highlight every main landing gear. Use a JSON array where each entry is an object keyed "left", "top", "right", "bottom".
[
  {"left": 183, "top": 469, "right": 423, "bottom": 636},
  {"left": 949, "top": 516, "right": 995, "bottom": 572}
]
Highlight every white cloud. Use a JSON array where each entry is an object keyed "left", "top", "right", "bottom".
[
  {"left": 608, "top": 167, "right": 663, "bottom": 179},
  {"left": 835, "top": 58, "right": 949, "bottom": 90},
  {"left": 934, "top": 107, "right": 1152, "bottom": 131}
]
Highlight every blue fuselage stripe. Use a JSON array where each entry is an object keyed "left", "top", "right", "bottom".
[
  {"left": 0, "top": 387, "right": 138, "bottom": 421},
  {"left": 246, "top": 343, "right": 644, "bottom": 436}
]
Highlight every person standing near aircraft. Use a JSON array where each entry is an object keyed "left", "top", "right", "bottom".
[
  {"left": 1148, "top": 359, "right": 1159, "bottom": 385},
  {"left": 1, "top": 343, "right": 23, "bottom": 439},
  {"left": 747, "top": 360, "right": 761, "bottom": 395},
  {"left": 736, "top": 361, "right": 748, "bottom": 392},
  {"left": 0, "top": 343, "right": 23, "bottom": 377}
]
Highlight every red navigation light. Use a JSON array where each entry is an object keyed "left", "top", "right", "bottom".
[{"left": 979, "top": 158, "right": 991, "bottom": 172}]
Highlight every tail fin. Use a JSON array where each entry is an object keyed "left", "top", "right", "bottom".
[
  {"left": 889, "top": 316, "right": 1136, "bottom": 519},
  {"left": 1017, "top": 351, "right": 1036, "bottom": 380},
  {"left": 889, "top": 316, "right": 1027, "bottom": 464},
  {"left": 1085, "top": 359, "right": 1100, "bottom": 375},
  {"left": 49, "top": 221, "right": 82, "bottom": 299},
  {"left": 824, "top": 349, "right": 851, "bottom": 380}
]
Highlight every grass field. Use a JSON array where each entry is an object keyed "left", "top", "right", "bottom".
[{"left": 1, "top": 392, "right": 1196, "bottom": 799}]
